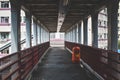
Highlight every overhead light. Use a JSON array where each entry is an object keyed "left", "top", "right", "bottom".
[{"left": 57, "top": 0, "right": 69, "bottom": 32}]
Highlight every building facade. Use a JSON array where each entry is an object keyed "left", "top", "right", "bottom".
[
  {"left": 0, "top": 0, "right": 26, "bottom": 46},
  {"left": 0, "top": 0, "right": 27, "bottom": 54},
  {"left": 98, "top": 8, "right": 108, "bottom": 49},
  {"left": 0, "top": 0, "right": 11, "bottom": 43}
]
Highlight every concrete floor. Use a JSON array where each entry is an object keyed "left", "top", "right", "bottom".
[{"left": 30, "top": 47, "right": 94, "bottom": 80}]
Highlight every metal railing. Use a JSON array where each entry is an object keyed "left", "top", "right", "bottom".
[
  {"left": 0, "top": 39, "right": 26, "bottom": 54},
  {"left": 0, "top": 42, "right": 50, "bottom": 80},
  {"left": 65, "top": 41, "right": 120, "bottom": 80}
]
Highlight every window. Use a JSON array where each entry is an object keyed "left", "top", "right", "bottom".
[
  {"left": 0, "top": 17, "right": 9, "bottom": 23},
  {"left": 118, "top": 27, "right": 120, "bottom": 31},
  {"left": 1, "top": 1, "right": 9, "bottom": 8},
  {"left": 104, "top": 33, "right": 107, "bottom": 39},
  {"left": 118, "top": 34, "right": 120, "bottom": 38},
  {"left": 23, "top": 16, "right": 26, "bottom": 23},
  {"left": 100, "top": 34, "right": 102, "bottom": 39},
  {"left": 98, "top": 20, "right": 101, "bottom": 26},
  {"left": 98, "top": 34, "right": 102, "bottom": 39},
  {"left": 104, "top": 21, "right": 107, "bottom": 26},
  {"left": 0, "top": 32, "right": 9, "bottom": 39}
]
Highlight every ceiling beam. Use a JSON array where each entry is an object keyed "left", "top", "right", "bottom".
[
  {"left": 71, "top": 1, "right": 98, "bottom": 4},
  {"left": 32, "top": 11, "right": 58, "bottom": 13},
  {"left": 29, "top": 6, "right": 58, "bottom": 9},
  {"left": 31, "top": 9, "right": 57, "bottom": 12},
  {"left": 35, "top": 13, "right": 58, "bottom": 15},
  {"left": 25, "top": 0, "right": 58, "bottom": 4}
]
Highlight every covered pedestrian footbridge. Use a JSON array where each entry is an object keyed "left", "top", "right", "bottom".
[{"left": 0, "top": 0, "right": 120, "bottom": 80}]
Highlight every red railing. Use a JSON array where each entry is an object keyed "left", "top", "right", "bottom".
[
  {"left": 65, "top": 41, "right": 120, "bottom": 80},
  {"left": 0, "top": 42, "right": 50, "bottom": 80}
]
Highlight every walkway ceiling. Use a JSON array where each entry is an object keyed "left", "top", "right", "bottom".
[{"left": 23, "top": 0, "right": 107, "bottom": 32}]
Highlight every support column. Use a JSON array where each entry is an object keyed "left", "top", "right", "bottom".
[
  {"left": 71, "top": 27, "right": 74, "bottom": 42},
  {"left": 78, "top": 22, "right": 82, "bottom": 44},
  {"left": 67, "top": 31, "right": 70, "bottom": 41},
  {"left": 76, "top": 25, "right": 79, "bottom": 43},
  {"left": 65, "top": 32, "right": 67, "bottom": 41},
  {"left": 67, "top": 32, "right": 69, "bottom": 41},
  {"left": 37, "top": 23, "right": 41, "bottom": 44},
  {"left": 72, "top": 27, "right": 74, "bottom": 42},
  {"left": 45, "top": 30, "right": 46, "bottom": 42},
  {"left": 49, "top": 32, "right": 50, "bottom": 43},
  {"left": 107, "top": 1, "right": 119, "bottom": 80},
  {"left": 91, "top": 12, "right": 98, "bottom": 47},
  {"left": 74, "top": 26, "right": 77, "bottom": 42},
  {"left": 70, "top": 29, "right": 72, "bottom": 42},
  {"left": 41, "top": 27, "right": 43, "bottom": 43},
  {"left": 74, "top": 27, "right": 76, "bottom": 42},
  {"left": 73, "top": 27, "right": 75, "bottom": 42},
  {"left": 44, "top": 30, "right": 46, "bottom": 42},
  {"left": 33, "top": 18, "right": 37, "bottom": 46},
  {"left": 107, "top": 0, "right": 119, "bottom": 51},
  {"left": 42, "top": 28, "right": 44, "bottom": 43},
  {"left": 83, "top": 18, "right": 88, "bottom": 45},
  {"left": 66, "top": 32, "right": 68, "bottom": 41},
  {"left": 10, "top": 0, "right": 21, "bottom": 79},
  {"left": 47, "top": 31, "right": 49, "bottom": 42},
  {"left": 10, "top": 0, "right": 21, "bottom": 52},
  {"left": 70, "top": 30, "right": 72, "bottom": 42},
  {"left": 25, "top": 12, "right": 32, "bottom": 48},
  {"left": 68, "top": 31, "right": 70, "bottom": 41},
  {"left": 75, "top": 24, "right": 78, "bottom": 43}
]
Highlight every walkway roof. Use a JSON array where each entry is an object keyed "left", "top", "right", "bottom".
[{"left": 23, "top": 0, "right": 108, "bottom": 32}]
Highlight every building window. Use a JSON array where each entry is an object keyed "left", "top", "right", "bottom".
[
  {"left": 104, "top": 33, "right": 107, "bottom": 39},
  {"left": 0, "top": 32, "right": 9, "bottom": 40},
  {"left": 23, "top": 16, "right": 26, "bottom": 23},
  {"left": 99, "top": 34, "right": 102, "bottom": 39},
  {"left": 98, "top": 20, "right": 101, "bottom": 26},
  {"left": 118, "top": 34, "right": 120, "bottom": 38},
  {"left": 118, "top": 27, "right": 120, "bottom": 31},
  {"left": 0, "top": 17, "right": 9, "bottom": 23},
  {"left": 1, "top": 1, "right": 9, "bottom": 8},
  {"left": 104, "top": 21, "right": 107, "bottom": 26}
]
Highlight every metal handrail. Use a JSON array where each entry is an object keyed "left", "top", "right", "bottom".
[{"left": 0, "top": 39, "right": 26, "bottom": 52}]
